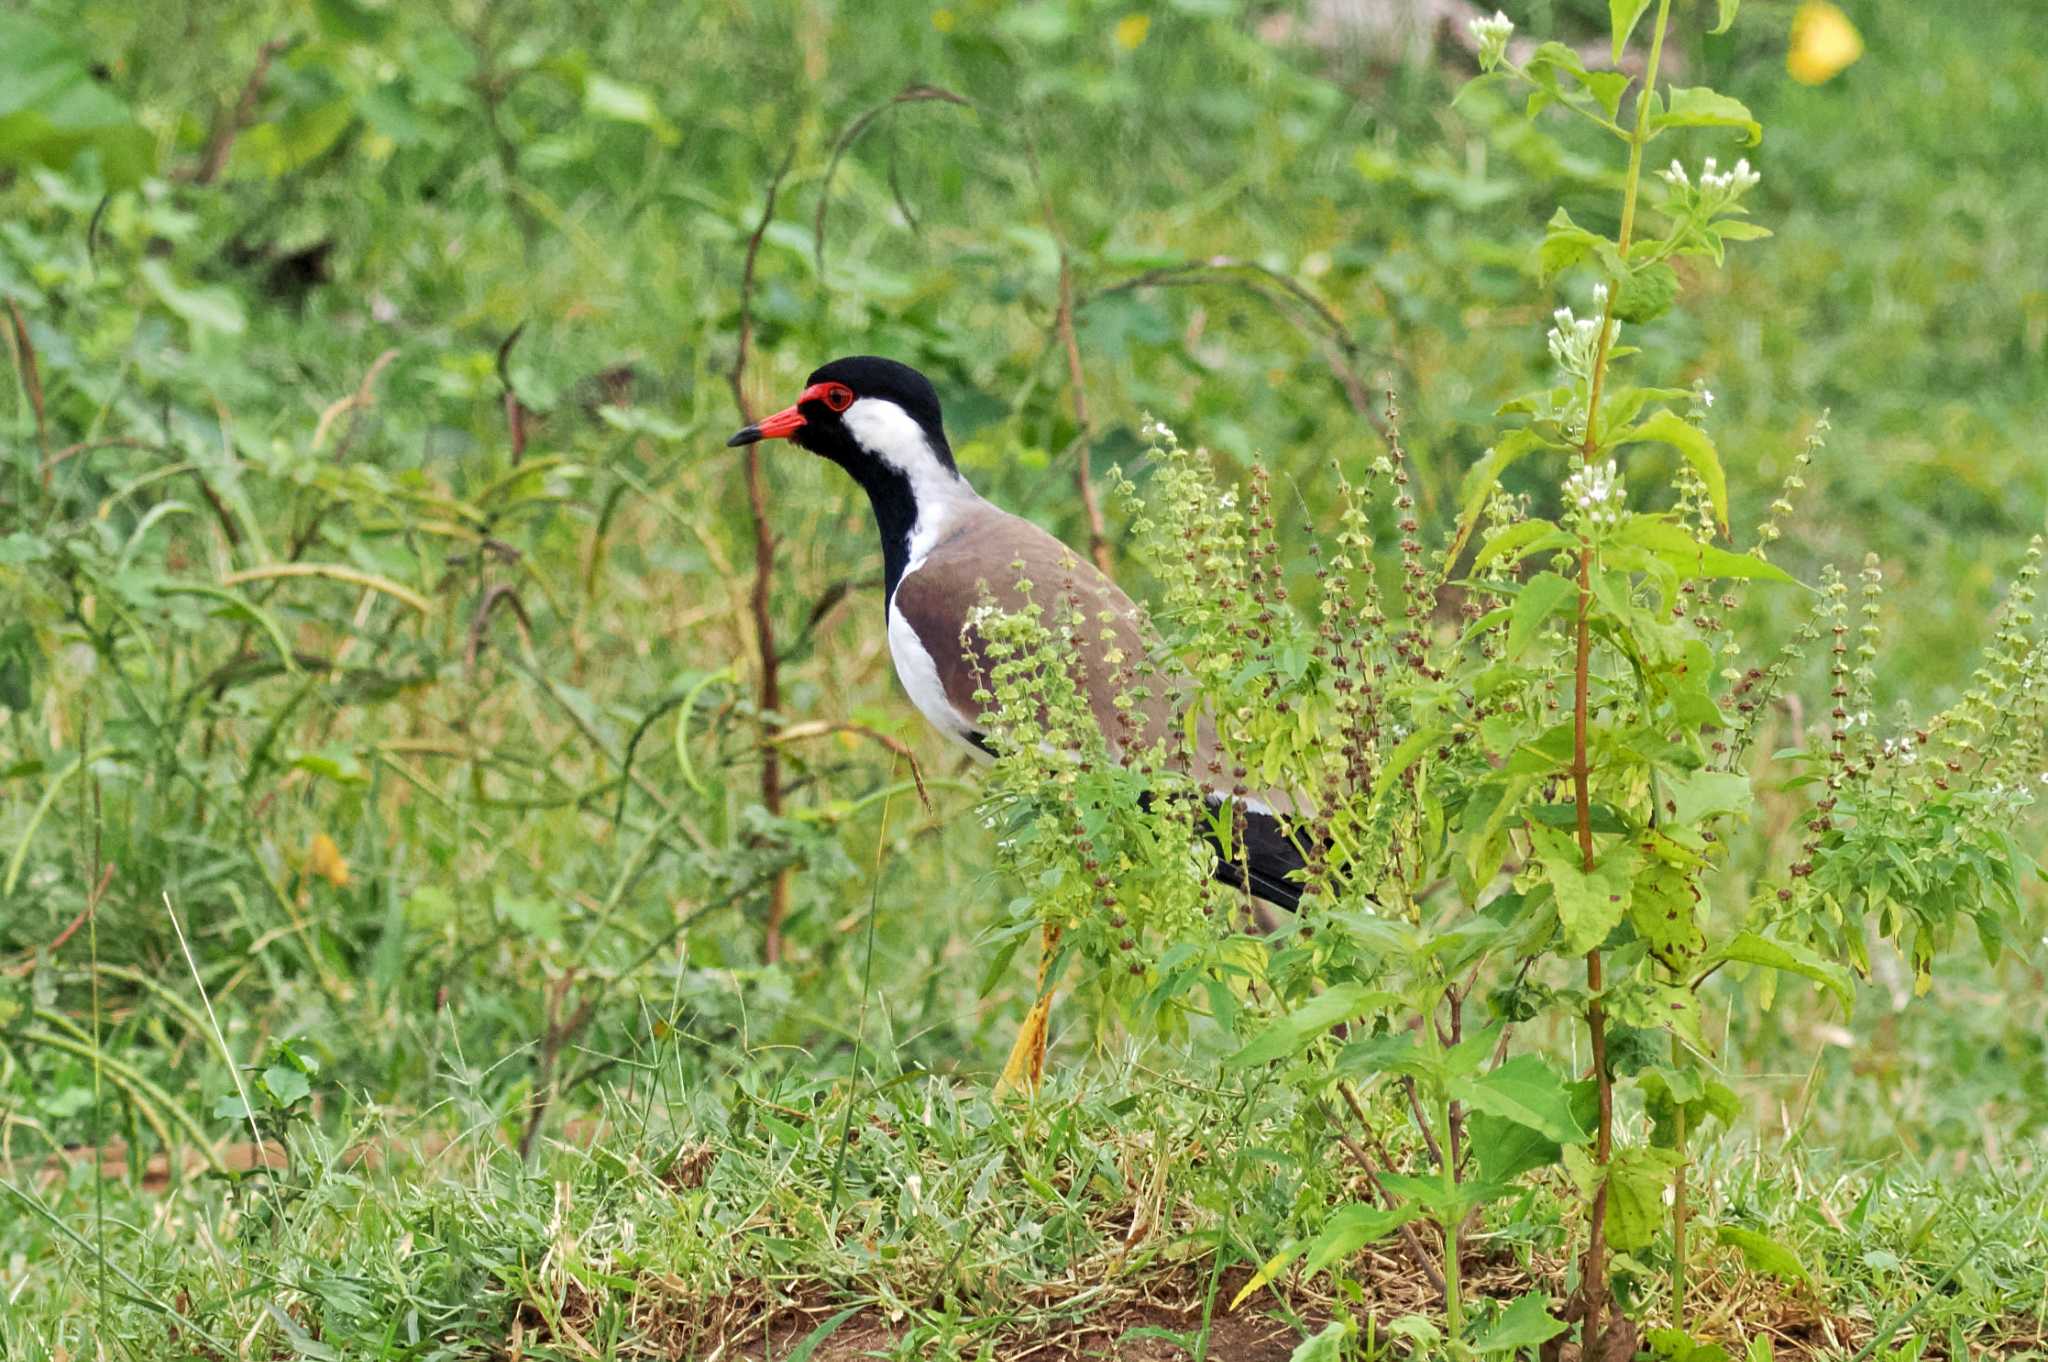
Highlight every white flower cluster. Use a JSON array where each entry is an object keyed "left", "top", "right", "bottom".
[
  {"left": 1469, "top": 9, "right": 1514, "bottom": 71},
  {"left": 1880, "top": 736, "right": 1919, "bottom": 766},
  {"left": 1547, "top": 284, "right": 1618, "bottom": 382},
  {"left": 1140, "top": 414, "right": 1178, "bottom": 445},
  {"left": 1661, "top": 157, "right": 1761, "bottom": 213},
  {"left": 1564, "top": 459, "right": 1626, "bottom": 528}
]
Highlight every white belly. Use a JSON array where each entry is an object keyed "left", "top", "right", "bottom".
[{"left": 886, "top": 587, "right": 988, "bottom": 760}]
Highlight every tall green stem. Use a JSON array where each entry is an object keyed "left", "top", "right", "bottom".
[{"left": 1574, "top": 1, "right": 1673, "bottom": 1352}]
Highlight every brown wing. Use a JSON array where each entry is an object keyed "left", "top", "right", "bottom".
[
  {"left": 892, "top": 509, "right": 1312, "bottom": 912},
  {"left": 891, "top": 513, "right": 1168, "bottom": 757}
]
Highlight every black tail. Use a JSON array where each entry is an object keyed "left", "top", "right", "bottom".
[
  {"left": 1205, "top": 798, "right": 1310, "bottom": 913},
  {"left": 1132, "top": 790, "right": 1315, "bottom": 922}
]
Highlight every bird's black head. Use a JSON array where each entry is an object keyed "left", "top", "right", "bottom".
[
  {"left": 725, "top": 356, "right": 967, "bottom": 598},
  {"left": 726, "top": 355, "right": 956, "bottom": 479}
]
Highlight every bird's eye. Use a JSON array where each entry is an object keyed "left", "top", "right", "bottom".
[{"left": 822, "top": 383, "right": 854, "bottom": 413}]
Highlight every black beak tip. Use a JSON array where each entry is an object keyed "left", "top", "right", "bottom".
[{"left": 726, "top": 426, "right": 762, "bottom": 448}]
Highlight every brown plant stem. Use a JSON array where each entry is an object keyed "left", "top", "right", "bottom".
[
  {"left": 1332, "top": 1083, "right": 1449, "bottom": 1300},
  {"left": 729, "top": 149, "right": 797, "bottom": 964},
  {"left": 1023, "top": 134, "right": 1111, "bottom": 575},
  {"left": 187, "top": 36, "right": 289, "bottom": 187}
]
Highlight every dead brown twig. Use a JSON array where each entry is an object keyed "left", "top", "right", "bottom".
[
  {"left": 187, "top": 36, "right": 292, "bottom": 187},
  {"left": 729, "top": 147, "right": 798, "bottom": 965},
  {"left": 464, "top": 583, "right": 535, "bottom": 673},
  {"left": 311, "top": 347, "right": 399, "bottom": 460},
  {"left": 1022, "top": 134, "right": 1112, "bottom": 575},
  {"left": 1321, "top": 1088, "right": 1449, "bottom": 1300},
  {"left": 767, "top": 720, "right": 932, "bottom": 812},
  {"left": 496, "top": 321, "right": 530, "bottom": 463},
  {"left": 813, "top": 84, "right": 973, "bottom": 277},
  {"left": 5, "top": 298, "right": 48, "bottom": 468},
  {"left": 1079, "top": 257, "right": 1392, "bottom": 445}
]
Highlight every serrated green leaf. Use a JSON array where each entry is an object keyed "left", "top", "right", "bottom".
[
  {"left": 1614, "top": 261, "right": 1679, "bottom": 323},
  {"left": 1708, "top": 932, "right": 1854, "bottom": 1011},
  {"left": 1302, "top": 1201, "right": 1422, "bottom": 1272},
  {"left": 1651, "top": 86, "right": 1762, "bottom": 145},
  {"left": 1474, "top": 518, "right": 1568, "bottom": 571},
  {"left": 1508, "top": 572, "right": 1579, "bottom": 662},
  {"left": 1452, "top": 1054, "right": 1592, "bottom": 1144},
  {"left": 1614, "top": 517, "right": 1798, "bottom": 583},
  {"left": 1225, "top": 983, "right": 1388, "bottom": 1068},
  {"left": 1605, "top": 1145, "right": 1685, "bottom": 1251},
  {"left": 1532, "top": 826, "right": 1641, "bottom": 954},
  {"left": 1614, "top": 411, "right": 1726, "bottom": 530}
]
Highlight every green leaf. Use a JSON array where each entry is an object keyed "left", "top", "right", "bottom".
[
  {"left": 1449, "top": 429, "right": 1558, "bottom": 563},
  {"left": 1287, "top": 1323, "right": 1350, "bottom": 1362},
  {"left": 1642, "top": 1067, "right": 1741, "bottom": 1148},
  {"left": 1651, "top": 86, "right": 1762, "bottom": 145},
  {"left": 1604, "top": 1145, "right": 1685, "bottom": 1251},
  {"left": 1474, "top": 518, "right": 1568, "bottom": 570},
  {"left": 312, "top": 0, "right": 394, "bottom": 42},
  {"left": 1614, "top": 517, "right": 1797, "bottom": 583},
  {"left": 1609, "top": 0, "right": 1654, "bottom": 64},
  {"left": 139, "top": 259, "right": 247, "bottom": 337},
  {"left": 783, "top": 1306, "right": 867, "bottom": 1362},
  {"left": 585, "top": 74, "right": 663, "bottom": 127},
  {"left": 1715, "top": 1225, "right": 1810, "bottom": 1284},
  {"left": 1302, "top": 1201, "right": 1422, "bottom": 1272},
  {"left": 1225, "top": 983, "right": 1388, "bottom": 1068},
  {"left": 1508, "top": 572, "right": 1579, "bottom": 662},
  {"left": 1532, "top": 825, "right": 1642, "bottom": 954},
  {"left": 1707, "top": 932, "right": 1854, "bottom": 1011},
  {"left": 1452, "top": 1054, "right": 1592, "bottom": 1145},
  {"left": 1539, "top": 207, "right": 1624, "bottom": 280},
  {"left": 1663, "top": 768, "right": 1752, "bottom": 826},
  {"left": 1469, "top": 1109, "right": 1563, "bottom": 1184},
  {"left": 0, "top": 15, "right": 155, "bottom": 188},
  {"left": 1333, "top": 1029, "right": 1428, "bottom": 1081},
  {"left": 262, "top": 1064, "right": 311, "bottom": 1107},
  {"left": 1712, "top": 0, "right": 1741, "bottom": 34},
  {"left": 1613, "top": 411, "right": 1726, "bottom": 529},
  {"left": 1475, "top": 1291, "right": 1570, "bottom": 1353},
  {"left": 1614, "top": 261, "right": 1680, "bottom": 324},
  {"left": 1376, "top": 1170, "right": 1484, "bottom": 1220}
]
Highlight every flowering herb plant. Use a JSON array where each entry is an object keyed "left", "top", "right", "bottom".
[{"left": 972, "top": 1, "right": 2045, "bottom": 1353}]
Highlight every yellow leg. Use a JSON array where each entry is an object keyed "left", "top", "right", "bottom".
[{"left": 995, "top": 924, "right": 1061, "bottom": 1097}]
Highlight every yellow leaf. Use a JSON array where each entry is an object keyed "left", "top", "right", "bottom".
[
  {"left": 1787, "top": 0, "right": 1863, "bottom": 85},
  {"left": 307, "top": 833, "right": 350, "bottom": 889},
  {"left": 1114, "top": 14, "right": 1150, "bottom": 50}
]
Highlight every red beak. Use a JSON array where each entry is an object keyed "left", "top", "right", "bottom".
[
  {"left": 726, "top": 404, "right": 804, "bottom": 446},
  {"left": 727, "top": 382, "right": 840, "bottom": 447}
]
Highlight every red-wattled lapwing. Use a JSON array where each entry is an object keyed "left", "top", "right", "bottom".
[{"left": 728, "top": 356, "right": 1306, "bottom": 1089}]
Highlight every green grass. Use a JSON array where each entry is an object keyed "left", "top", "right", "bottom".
[{"left": 2, "top": 0, "right": 2046, "bottom": 1355}]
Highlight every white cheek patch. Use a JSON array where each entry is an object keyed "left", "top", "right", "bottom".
[{"left": 844, "top": 396, "right": 979, "bottom": 565}]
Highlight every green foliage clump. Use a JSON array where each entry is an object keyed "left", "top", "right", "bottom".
[{"left": 971, "top": 1, "right": 2048, "bottom": 1348}]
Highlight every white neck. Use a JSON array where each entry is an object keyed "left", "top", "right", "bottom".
[{"left": 844, "top": 397, "right": 982, "bottom": 567}]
